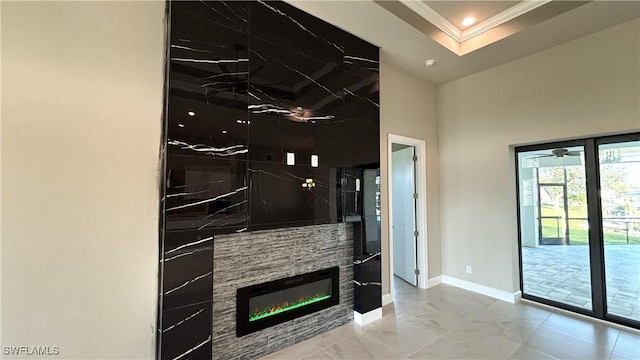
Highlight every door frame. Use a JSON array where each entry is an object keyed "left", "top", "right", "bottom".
[
  {"left": 515, "top": 133, "right": 640, "bottom": 330},
  {"left": 388, "top": 133, "right": 428, "bottom": 295}
]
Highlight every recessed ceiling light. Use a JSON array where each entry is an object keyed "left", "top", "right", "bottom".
[
  {"left": 187, "top": 111, "right": 196, "bottom": 117},
  {"left": 462, "top": 17, "right": 476, "bottom": 27},
  {"left": 222, "top": 130, "right": 228, "bottom": 134},
  {"left": 178, "top": 123, "right": 185, "bottom": 128}
]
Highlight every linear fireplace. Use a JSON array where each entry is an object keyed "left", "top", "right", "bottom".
[{"left": 236, "top": 267, "right": 340, "bottom": 337}]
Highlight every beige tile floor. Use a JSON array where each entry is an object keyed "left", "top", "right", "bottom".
[{"left": 259, "top": 278, "right": 640, "bottom": 360}]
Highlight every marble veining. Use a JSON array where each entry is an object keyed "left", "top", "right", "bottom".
[
  {"left": 165, "top": 236, "right": 213, "bottom": 254},
  {"left": 167, "top": 140, "right": 248, "bottom": 157},
  {"left": 197, "top": 200, "right": 248, "bottom": 230},
  {"left": 353, "top": 280, "right": 382, "bottom": 287},
  {"left": 344, "top": 87, "right": 380, "bottom": 109},
  {"left": 256, "top": 0, "right": 344, "bottom": 53},
  {"left": 343, "top": 55, "right": 379, "bottom": 64},
  {"left": 248, "top": 104, "right": 336, "bottom": 122},
  {"left": 165, "top": 271, "right": 213, "bottom": 295},
  {"left": 173, "top": 335, "right": 212, "bottom": 360},
  {"left": 170, "top": 57, "right": 249, "bottom": 64},
  {"left": 163, "top": 308, "right": 207, "bottom": 333},
  {"left": 162, "top": 248, "right": 211, "bottom": 263},
  {"left": 200, "top": 0, "right": 248, "bottom": 25},
  {"left": 165, "top": 186, "right": 248, "bottom": 212},
  {"left": 354, "top": 251, "right": 382, "bottom": 264}
]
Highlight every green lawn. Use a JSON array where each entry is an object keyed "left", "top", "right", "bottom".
[
  {"left": 539, "top": 205, "right": 640, "bottom": 245},
  {"left": 541, "top": 225, "right": 640, "bottom": 245}
]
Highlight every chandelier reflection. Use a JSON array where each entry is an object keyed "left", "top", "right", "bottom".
[{"left": 301, "top": 178, "right": 316, "bottom": 190}]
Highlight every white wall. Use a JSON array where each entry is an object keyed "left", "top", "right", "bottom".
[
  {"left": 1, "top": 2, "right": 165, "bottom": 358},
  {"left": 438, "top": 18, "right": 640, "bottom": 293},
  {"left": 380, "top": 59, "right": 440, "bottom": 295}
]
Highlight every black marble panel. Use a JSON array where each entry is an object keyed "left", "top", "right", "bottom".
[
  {"left": 247, "top": 112, "right": 346, "bottom": 168},
  {"left": 343, "top": 32, "right": 379, "bottom": 128},
  {"left": 348, "top": 167, "right": 381, "bottom": 315},
  {"left": 165, "top": 156, "right": 248, "bottom": 233},
  {"left": 248, "top": 36, "right": 344, "bottom": 119},
  {"left": 342, "top": 121, "right": 380, "bottom": 168},
  {"left": 169, "top": 5, "right": 249, "bottom": 141},
  {"left": 167, "top": 95, "right": 248, "bottom": 162},
  {"left": 248, "top": 163, "right": 336, "bottom": 229},
  {"left": 160, "top": 301, "right": 212, "bottom": 360},
  {"left": 250, "top": 1, "right": 344, "bottom": 64},
  {"left": 247, "top": 112, "right": 313, "bottom": 165},
  {"left": 171, "top": 1, "right": 250, "bottom": 35},
  {"left": 353, "top": 261, "right": 382, "bottom": 313},
  {"left": 162, "top": 229, "right": 214, "bottom": 311},
  {"left": 344, "top": 71, "right": 379, "bottom": 127}
]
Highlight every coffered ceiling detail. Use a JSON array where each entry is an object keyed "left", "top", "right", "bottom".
[{"left": 376, "top": 0, "right": 589, "bottom": 55}]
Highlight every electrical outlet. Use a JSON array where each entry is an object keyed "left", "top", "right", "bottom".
[{"left": 466, "top": 266, "right": 472, "bottom": 274}]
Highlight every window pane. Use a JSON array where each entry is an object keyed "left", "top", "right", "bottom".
[
  {"left": 599, "top": 140, "right": 640, "bottom": 322},
  {"left": 518, "top": 146, "right": 592, "bottom": 310}
]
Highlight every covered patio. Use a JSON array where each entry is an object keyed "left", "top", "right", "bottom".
[{"left": 521, "top": 244, "right": 640, "bottom": 321}]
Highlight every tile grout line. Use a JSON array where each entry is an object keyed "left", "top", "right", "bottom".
[{"left": 607, "top": 331, "right": 622, "bottom": 360}]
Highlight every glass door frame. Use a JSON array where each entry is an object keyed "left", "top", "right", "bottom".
[{"left": 515, "top": 133, "right": 640, "bottom": 330}]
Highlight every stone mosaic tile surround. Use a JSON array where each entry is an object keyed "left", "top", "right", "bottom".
[{"left": 212, "top": 223, "right": 354, "bottom": 359}]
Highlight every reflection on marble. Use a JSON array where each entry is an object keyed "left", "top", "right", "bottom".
[
  {"left": 248, "top": 163, "right": 336, "bottom": 229},
  {"left": 165, "top": 156, "right": 248, "bottom": 233},
  {"left": 249, "top": 36, "right": 344, "bottom": 117}
]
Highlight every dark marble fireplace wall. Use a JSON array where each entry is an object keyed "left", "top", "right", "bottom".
[{"left": 158, "top": 1, "right": 380, "bottom": 359}]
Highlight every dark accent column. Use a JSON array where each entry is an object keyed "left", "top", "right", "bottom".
[{"left": 344, "top": 168, "right": 382, "bottom": 315}]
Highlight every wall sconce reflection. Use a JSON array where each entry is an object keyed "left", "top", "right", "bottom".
[{"left": 301, "top": 178, "right": 316, "bottom": 189}]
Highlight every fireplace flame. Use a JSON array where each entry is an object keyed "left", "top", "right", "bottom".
[{"left": 249, "top": 293, "right": 331, "bottom": 322}]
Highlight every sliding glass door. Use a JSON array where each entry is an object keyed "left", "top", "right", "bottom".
[{"left": 516, "top": 133, "right": 640, "bottom": 329}]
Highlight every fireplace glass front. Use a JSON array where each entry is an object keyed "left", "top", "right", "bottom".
[{"left": 237, "top": 267, "right": 339, "bottom": 336}]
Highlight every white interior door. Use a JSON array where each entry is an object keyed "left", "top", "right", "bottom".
[{"left": 392, "top": 146, "right": 417, "bottom": 286}]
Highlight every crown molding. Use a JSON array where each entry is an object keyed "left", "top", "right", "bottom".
[
  {"left": 461, "top": 0, "right": 552, "bottom": 41},
  {"left": 398, "top": 0, "right": 461, "bottom": 40},
  {"left": 399, "top": 0, "right": 552, "bottom": 43}
]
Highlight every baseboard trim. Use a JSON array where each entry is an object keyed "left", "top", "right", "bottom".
[
  {"left": 427, "top": 275, "right": 442, "bottom": 288},
  {"left": 354, "top": 308, "right": 382, "bottom": 326},
  {"left": 382, "top": 293, "right": 393, "bottom": 306},
  {"left": 441, "top": 275, "right": 520, "bottom": 303},
  {"left": 522, "top": 299, "right": 640, "bottom": 334},
  {"left": 513, "top": 290, "right": 522, "bottom": 303}
]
